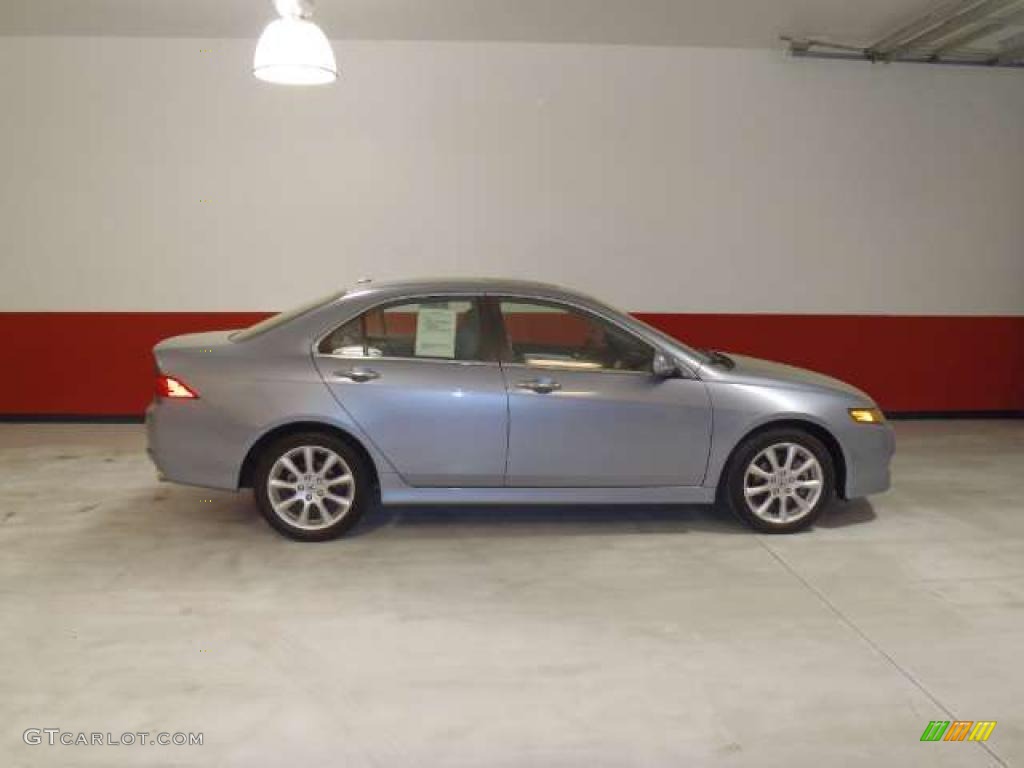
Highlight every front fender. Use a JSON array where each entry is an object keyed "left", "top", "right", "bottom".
[{"left": 703, "top": 382, "right": 855, "bottom": 493}]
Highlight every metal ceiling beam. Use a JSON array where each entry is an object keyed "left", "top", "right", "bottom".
[
  {"left": 991, "top": 30, "right": 1024, "bottom": 62},
  {"left": 927, "top": 20, "right": 1004, "bottom": 58},
  {"left": 783, "top": 0, "right": 1024, "bottom": 70},
  {"left": 989, "top": 7, "right": 1024, "bottom": 23},
  {"left": 867, "top": 0, "right": 978, "bottom": 55},
  {"left": 873, "top": 0, "right": 1021, "bottom": 59}
]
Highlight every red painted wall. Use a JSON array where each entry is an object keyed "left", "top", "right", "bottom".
[
  {"left": 0, "top": 313, "right": 268, "bottom": 417},
  {"left": 0, "top": 312, "right": 1021, "bottom": 415},
  {"left": 637, "top": 314, "right": 1024, "bottom": 413}
]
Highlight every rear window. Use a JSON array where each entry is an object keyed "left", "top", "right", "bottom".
[{"left": 231, "top": 292, "right": 343, "bottom": 342}]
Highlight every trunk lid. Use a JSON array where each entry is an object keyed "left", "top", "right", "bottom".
[{"left": 153, "top": 330, "right": 235, "bottom": 372}]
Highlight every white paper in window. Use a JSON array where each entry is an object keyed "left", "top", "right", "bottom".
[{"left": 414, "top": 307, "right": 457, "bottom": 358}]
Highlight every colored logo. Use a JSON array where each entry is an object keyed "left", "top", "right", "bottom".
[{"left": 920, "top": 721, "right": 996, "bottom": 742}]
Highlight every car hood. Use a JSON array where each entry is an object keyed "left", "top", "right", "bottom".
[{"left": 702, "top": 353, "right": 873, "bottom": 402}]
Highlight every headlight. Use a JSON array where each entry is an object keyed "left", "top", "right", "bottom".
[{"left": 849, "top": 407, "right": 885, "bottom": 425}]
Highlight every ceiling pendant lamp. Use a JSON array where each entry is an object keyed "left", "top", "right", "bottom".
[{"left": 253, "top": 0, "right": 337, "bottom": 85}]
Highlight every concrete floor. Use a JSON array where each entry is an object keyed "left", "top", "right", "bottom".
[{"left": 0, "top": 421, "right": 1021, "bottom": 767}]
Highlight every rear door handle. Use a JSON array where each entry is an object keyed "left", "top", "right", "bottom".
[
  {"left": 515, "top": 377, "right": 561, "bottom": 394},
  {"left": 334, "top": 367, "right": 380, "bottom": 383}
]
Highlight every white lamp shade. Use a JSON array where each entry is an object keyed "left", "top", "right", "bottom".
[{"left": 253, "top": 17, "right": 337, "bottom": 85}]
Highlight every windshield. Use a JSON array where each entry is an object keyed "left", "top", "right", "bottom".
[{"left": 231, "top": 291, "right": 344, "bottom": 342}]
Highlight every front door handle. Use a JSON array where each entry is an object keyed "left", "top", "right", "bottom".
[
  {"left": 334, "top": 367, "right": 380, "bottom": 383},
  {"left": 515, "top": 377, "right": 561, "bottom": 394}
]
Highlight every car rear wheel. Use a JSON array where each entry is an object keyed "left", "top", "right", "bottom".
[
  {"left": 723, "top": 429, "right": 834, "bottom": 533},
  {"left": 254, "top": 432, "right": 368, "bottom": 541}
]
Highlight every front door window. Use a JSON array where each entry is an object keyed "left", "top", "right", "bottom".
[{"left": 497, "top": 300, "right": 653, "bottom": 373}]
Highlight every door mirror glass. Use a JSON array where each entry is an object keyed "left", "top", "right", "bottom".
[{"left": 652, "top": 352, "right": 679, "bottom": 378}]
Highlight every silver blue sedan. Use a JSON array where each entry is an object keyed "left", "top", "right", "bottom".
[{"left": 146, "top": 278, "right": 893, "bottom": 540}]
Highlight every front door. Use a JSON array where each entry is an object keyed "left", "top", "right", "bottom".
[
  {"left": 495, "top": 298, "right": 711, "bottom": 487},
  {"left": 315, "top": 296, "right": 507, "bottom": 486}
]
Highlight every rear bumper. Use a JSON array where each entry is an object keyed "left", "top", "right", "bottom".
[
  {"left": 145, "top": 398, "right": 242, "bottom": 490},
  {"left": 841, "top": 422, "right": 895, "bottom": 499}
]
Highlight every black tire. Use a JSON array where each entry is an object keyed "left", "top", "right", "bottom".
[
  {"left": 721, "top": 428, "right": 834, "bottom": 534},
  {"left": 254, "top": 432, "right": 370, "bottom": 541}
]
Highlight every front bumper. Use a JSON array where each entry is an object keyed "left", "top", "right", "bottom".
[{"left": 841, "top": 421, "right": 895, "bottom": 499}]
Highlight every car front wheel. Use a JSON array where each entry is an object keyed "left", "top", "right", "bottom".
[
  {"left": 254, "top": 432, "right": 368, "bottom": 541},
  {"left": 723, "top": 429, "right": 834, "bottom": 533}
]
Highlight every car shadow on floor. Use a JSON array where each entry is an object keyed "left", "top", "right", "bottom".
[
  {"left": 353, "top": 503, "right": 745, "bottom": 538},
  {"left": 814, "top": 497, "right": 877, "bottom": 529},
  {"left": 155, "top": 487, "right": 876, "bottom": 540},
  {"left": 351, "top": 497, "right": 878, "bottom": 538}
]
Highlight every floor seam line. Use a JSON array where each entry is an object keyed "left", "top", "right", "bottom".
[{"left": 755, "top": 536, "right": 1008, "bottom": 768}]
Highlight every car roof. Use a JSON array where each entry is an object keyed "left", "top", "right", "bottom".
[
  {"left": 344, "top": 277, "right": 594, "bottom": 301},
  {"left": 248, "top": 275, "right": 707, "bottom": 373}
]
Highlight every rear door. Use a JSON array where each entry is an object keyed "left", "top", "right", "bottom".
[
  {"left": 493, "top": 297, "right": 711, "bottom": 487},
  {"left": 314, "top": 295, "right": 508, "bottom": 487}
]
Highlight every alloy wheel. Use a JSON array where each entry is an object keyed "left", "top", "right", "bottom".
[
  {"left": 743, "top": 442, "right": 823, "bottom": 525},
  {"left": 267, "top": 445, "right": 355, "bottom": 531}
]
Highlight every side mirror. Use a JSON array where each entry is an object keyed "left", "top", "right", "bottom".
[{"left": 652, "top": 352, "right": 679, "bottom": 378}]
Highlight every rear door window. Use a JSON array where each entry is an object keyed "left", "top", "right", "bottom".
[{"left": 318, "top": 298, "right": 489, "bottom": 362}]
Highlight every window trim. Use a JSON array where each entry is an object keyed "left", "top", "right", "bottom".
[
  {"left": 313, "top": 293, "right": 500, "bottom": 365},
  {"left": 490, "top": 294, "right": 661, "bottom": 376}
]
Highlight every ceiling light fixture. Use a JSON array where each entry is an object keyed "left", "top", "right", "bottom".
[{"left": 253, "top": 0, "right": 337, "bottom": 86}]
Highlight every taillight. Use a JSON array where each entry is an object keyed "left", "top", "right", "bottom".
[{"left": 156, "top": 374, "right": 199, "bottom": 399}]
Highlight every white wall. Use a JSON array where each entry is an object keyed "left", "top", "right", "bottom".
[{"left": 1, "top": 36, "right": 1022, "bottom": 314}]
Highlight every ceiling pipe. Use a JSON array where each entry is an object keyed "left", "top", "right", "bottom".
[{"left": 789, "top": 47, "right": 1024, "bottom": 68}]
